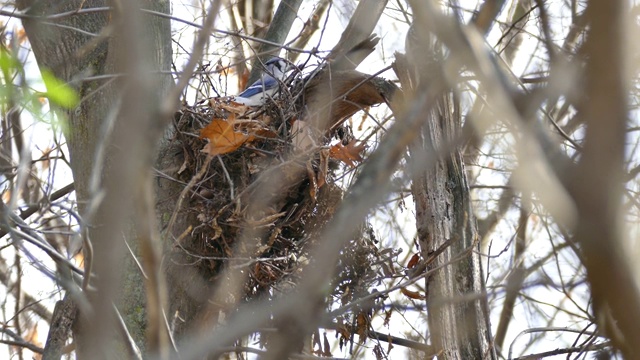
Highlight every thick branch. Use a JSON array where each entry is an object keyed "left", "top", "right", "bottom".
[{"left": 571, "top": 0, "right": 640, "bottom": 357}]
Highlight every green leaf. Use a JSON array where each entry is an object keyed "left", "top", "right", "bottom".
[
  {"left": 41, "top": 69, "right": 79, "bottom": 109},
  {"left": 0, "top": 49, "right": 19, "bottom": 77},
  {"left": 0, "top": 49, "right": 20, "bottom": 102}
]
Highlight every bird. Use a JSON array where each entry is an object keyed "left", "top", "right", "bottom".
[{"left": 233, "top": 57, "right": 296, "bottom": 106}]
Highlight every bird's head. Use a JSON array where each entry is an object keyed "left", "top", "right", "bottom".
[{"left": 263, "top": 57, "right": 298, "bottom": 80}]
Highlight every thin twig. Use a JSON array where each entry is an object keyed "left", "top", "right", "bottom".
[
  {"left": 165, "top": 155, "right": 213, "bottom": 239},
  {"left": 216, "top": 155, "right": 234, "bottom": 200}
]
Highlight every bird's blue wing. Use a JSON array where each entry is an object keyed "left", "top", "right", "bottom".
[{"left": 238, "top": 76, "right": 278, "bottom": 98}]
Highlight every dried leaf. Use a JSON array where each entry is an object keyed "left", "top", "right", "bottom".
[
  {"left": 178, "top": 158, "right": 188, "bottom": 174},
  {"left": 211, "top": 217, "right": 222, "bottom": 241},
  {"left": 407, "top": 253, "right": 420, "bottom": 269},
  {"left": 400, "top": 287, "right": 426, "bottom": 300},
  {"left": 208, "top": 94, "right": 251, "bottom": 114},
  {"left": 323, "top": 332, "right": 332, "bottom": 356},
  {"left": 217, "top": 101, "right": 251, "bottom": 114},
  {"left": 329, "top": 140, "right": 366, "bottom": 167},
  {"left": 306, "top": 160, "right": 317, "bottom": 200},
  {"left": 313, "top": 329, "right": 322, "bottom": 350},
  {"left": 383, "top": 310, "right": 392, "bottom": 327},
  {"left": 254, "top": 262, "right": 278, "bottom": 282},
  {"left": 245, "top": 210, "right": 286, "bottom": 227},
  {"left": 267, "top": 227, "right": 281, "bottom": 247},
  {"left": 356, "top": 312, "right": 368, "bottom": 343},
  {"left": 318, "top": 148, "right": 330, "bottom": 188},
  {"left": 16, "top": 28, "right": 28, "bottom": 45},
  {"left": 41, "top": 147, "right": 53, "bottom": 170},
  {"left": 336, "top": 323, "right": 351, "bottom": 340},
  {"left": 239, "top": 67, "right": 250, "bottom": 91},
  {"left": 373, "top": 344, "right": 384, "bottom": 360},
  {"left": 255, "top": 128, "right": 278, "bottom": 138},
  {"left": 73, "top": 249, "right": 84, "bottom": 267},
  {"left": 200, "top": 115, "right": 255, "bottom": 155},
  {"left": 291, "top": 120, "right": 317, "bottom": 151},
  {"left": 25, "top": 324, "right": 42, "bottom": 360},
  {"left": 357, "top": 108, "right": 369, "bottom": 131}
]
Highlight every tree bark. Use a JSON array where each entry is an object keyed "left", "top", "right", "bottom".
[
  {"left": 410, "top": 92, "right": 495, "bottom": 359},
  {"left": 18, "top": 0, "right": 173, "bottom": 356},
  {"left": 404, "top": 5, "right": 495, "bottom": 355}
]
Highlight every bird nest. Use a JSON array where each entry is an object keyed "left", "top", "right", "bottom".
[{"left": 168, "top": 70, "right": 394, "bottom": 308}]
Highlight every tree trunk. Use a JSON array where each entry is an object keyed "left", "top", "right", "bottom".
[
  {"left": 410, "top": 92, "right": 495, "bottom": 358},
  {"left": 404, "top": 19, "right": 496, "bottom": 355},
  {"left": 17, "top": 0, "right": 173, "bottom": 356},
  {"left": 401, "top": 2, "right": 496, "bottom": 356}
]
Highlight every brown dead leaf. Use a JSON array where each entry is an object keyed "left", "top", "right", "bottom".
[
  {"left": 383, "top": 310, "right": 392, "bottom": 327},
  {"left": 313, "top": 329, "right": 322, "bottom": 351},
  {"left": 356, "top": 311, "right": 369, "bottom": 344},
  {"left": 25, "top": 324, "right": 42, "bottom": 360},
  {"left": 40, "top": 147, "right": 52, "bottom": 170},
  {"left": 318, "top": 148, "right": 330, "bottom": 188},
  {"left": 336, "top": 323, "right": 351, "bottom": 340},
  {"left": 200, "top": 115, "right": 255, "bottom": 156},
  {"left": 255, "top": 128, "right": 278, "bottom": 138},
  {"left": 291, "top": 120, "right": 317, "bottom": 151},
  {"left": 329, "top": 140, "right": 366, "bottom": 167},
  {"left": 217, "top": 101, "right": 251, "bottom": 114},
  {"left": 17, "top": 28, "right": 28, "bottom": 45},
  {"left": 407, "top": 253, "right": 420, "bottom": 269},
  {"left": 306, "top": 160, "right": 317, "bottom": 200},
  {"left": 208, "top": 97, "right": 252, "bottom": 115},
  {"left": 357, "top": 108, "right": 369, "bottom": 131},
  {"left": 323, "top": 332, "right": 332, "bottom": 356},
  {"left": 239, "top": 67, "right": 250, "bottom": 91},
  {"left": 73, "top": 251, "right": 84, "bottom": 267},
  {"left": 211, "top": 217, "right": 222, "bottom": 241},
  {"left": 400, "top": 287, "right": 426, "bottom": 300},
  {"left": 245, "top": 210, "right": 286, "bottom": 227}
]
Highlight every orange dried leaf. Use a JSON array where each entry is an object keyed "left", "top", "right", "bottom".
[
  {"left": 200, "top": 117, "right": 254, "bottom": 156},
  {"left": 400, "top": 287, "right": 425, "bottom": 300},
  {"left": 239, "top": 67, "right": 250, "bottom": 91},
  {"left": 41, "top": 147, "right": 53, "bottom": 170},
  {"left": 329, "top": 140, "right": 366, "bottom": 167},
  {"left": 336, "top": 324, "right": 351, "bottom": 340},
  {"left": 73, "top": 251, "right": 85, "bottom": 267},
  {"left": 255, "top": 128, "right": 278, "bottom": 138},
  {"left": 407, "top": 253, "right": 420, "bottom": 269},
  {"left": 2, "top": 189, "right": 10, "bottom": 203},
  {"left": 356, "top": 312, "right": 368, "bottom": 344}
]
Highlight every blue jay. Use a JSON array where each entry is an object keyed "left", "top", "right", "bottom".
[{"left": 233, "top": 57, "right": 295, "bottom": 106}]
